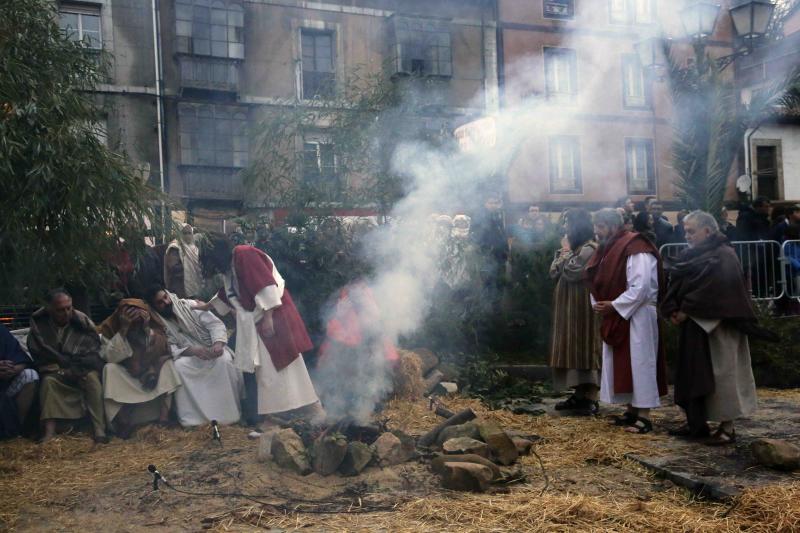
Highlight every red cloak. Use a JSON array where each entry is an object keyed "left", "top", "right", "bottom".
[
  {"left": 585, "top": 231, "right": 668, "bottom": 396},
  {"left": 216, "top": 246, "right": 313, "bottom": 371}
]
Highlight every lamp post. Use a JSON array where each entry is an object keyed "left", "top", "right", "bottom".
[{"left": 680, "top": 1, "right": 721, "bottom": 41}]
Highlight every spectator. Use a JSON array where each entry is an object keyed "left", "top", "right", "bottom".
[
  {"left": 769, "top": 204, "right": 800, "bottom": 243},
  {"left": 633, "top": 211, "right": 657, "bottom": 245},
  {"left": 649, "top": 201, "right": 674, "bottom": 247},
  {"left": 673, "top": 210, "right": 689, "bottom": 243},
  {"left": 719, "top": 207, "right": 737, "bottom": 241},
  {"left": 735, "top": 197, "right": 771, "bottom": 241}
]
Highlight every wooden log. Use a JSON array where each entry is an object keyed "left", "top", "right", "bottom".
[
  {"left": 418, "top": 408, "right": 476, "bottom": 448},
  {"left": 423, "top": 370, "right": 445, "bottom": 395},
  {"left": 435, "top": 405, "right": 455, "bottom": 419}
]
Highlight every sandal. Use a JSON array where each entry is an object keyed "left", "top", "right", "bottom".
[
  {"left": 668, "top": 424, "right": 710, "bottom": 438},
  {"left": 705, "top": 427, "right": 736, "bottom": 446},
  {"left": 608, "top": 412, "right": 637, "bottom": 426},
  {"left": 555, "top": 395, "right": 581, "bottom": 411},
  {"left": 624, "top": 417, "right": 653, "bottom": 434}
]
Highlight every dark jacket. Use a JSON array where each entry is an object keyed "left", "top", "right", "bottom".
[{"left": 735, "top": 206, "right": 770, "bottom": 241}]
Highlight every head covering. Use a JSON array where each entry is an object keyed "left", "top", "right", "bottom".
[{"left": 97, "top": 299, "right": 165, "bottom": 339}]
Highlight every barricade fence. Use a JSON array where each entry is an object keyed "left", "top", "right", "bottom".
[{"left": 660, "top": 240, "right": 800, "bottom": 302}]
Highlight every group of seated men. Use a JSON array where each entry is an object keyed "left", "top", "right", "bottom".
[{"left": 0, "top": 286, "right": 244, "bottom": 442}]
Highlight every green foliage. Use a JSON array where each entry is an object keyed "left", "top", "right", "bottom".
[
  {"left": 749, "top": 307, "right": 800, "bottom": 388},
  {"left": 0, "top": 0, "right": 157, "bottom": 303}
]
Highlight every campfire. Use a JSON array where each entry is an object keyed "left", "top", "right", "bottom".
[{"left": 257, "top": 349, "right": 538, "bottom": 492}]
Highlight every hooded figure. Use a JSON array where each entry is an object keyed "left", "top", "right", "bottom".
[{"left": 164, "top": 224, "right": 203, "bottom": 299}]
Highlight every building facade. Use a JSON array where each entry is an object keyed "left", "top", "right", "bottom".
[{"left": 58, "top": 0, "right": 499, "bottom": 231}]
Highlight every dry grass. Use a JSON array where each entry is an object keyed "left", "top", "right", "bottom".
[
  {"left": 0, "top": 424, "right": 252, "bottom": 530},
  {"left": 391, "top": 351, "right": 425, "bottom": 400},
  {"left": 4, "top": 395, "right": 800, "bottom": 532}
]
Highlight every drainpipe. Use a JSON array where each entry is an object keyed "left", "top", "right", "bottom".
[{"left": 151, "top": 0, "right": 167, "bottom": 241}]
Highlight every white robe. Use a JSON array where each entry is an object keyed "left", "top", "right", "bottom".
[
  {"left": 163, "top": 305, "right": 244, "bottom": 426},
  {"left": 598, "top": 253, "right": 661, "bottom": 409},
  {"left": 211, "top": 266, "right": 319, "bottom": 415},
  {"left": 99, "top": 333, "right": 182, "bottom": 426}
]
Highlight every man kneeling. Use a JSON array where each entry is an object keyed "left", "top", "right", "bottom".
[
  {"left": 97, "top": 299, "right": 181, "bottom": 438},
  {"left": 146, "top": 286, "right": 243, "bottom": 427}
]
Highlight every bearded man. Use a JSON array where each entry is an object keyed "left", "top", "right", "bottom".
[
  {"left": 146, "top": 286, "right": 243, "bottom": 427},
  {"left": 27, "top": 289, "right": 107, "bottom": 443},
  {"left": 661, "top": 210, "right": 759, "bottom": 445},
  {"left": 586, "top": 209, "right": 667, "bottom": 434},
  {"left": 97, "top": 299, "right": 181, "bottom": 438}
]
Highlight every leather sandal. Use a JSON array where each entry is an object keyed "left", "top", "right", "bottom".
[
  {"left": 624, "top": 417, "right": 653, "bottom": 434},
  {"left": 608, "top": 411, "right": 637, "bottom": 426},
  {"left": 705, "top": 427, "right": 736, "bottom": 446}
]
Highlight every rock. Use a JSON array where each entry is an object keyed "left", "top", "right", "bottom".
[
  {"left": 415, "top": 348, "right": 440, "bottom": 376},
  {"left": 437, "top": 362, "right": 461, "bottom": 382},
  {"left": 436, "top": 421, "right": 481, "bottom": 446},
  {"left": 751, "top": 438, "right": 800, "bottom": 471},
  {"left": 475, "top": 419, "right": 519, "bottom": 466},
  {"left": 271, "top": 429, "right": 311, "bottom": 475},
  {"left": 312, "top": 434, "right": 348, "bottom": 476},
  {"left": 391, "top": 430, "right": 417, "bottom": 460},
  {"left": 339, "top": 441, "right": 374, "bottom": 476},
  {"left": 423, "top": 370, "right": 445, "bottom": 394},
  {"left": 439, "top": 462, "right": 493, "bottom": 492},
  {"left": 432, "top": 382, "right": 458, "bottom": 396},
  {"left": 373, "top": 432, "right": 412, "bottom": 466},
  {"left": 512, "top": 437, "right": 533, "bottom": 456},
  {"left": 430, "top": 454, "right": 501, "bottom": 480},
  {"left": 506, "top": 430, "right": 542, "bottom": 443},
  {"left": 443, "top": 437, "right": 490, "bottom": 458},
  {"left": 256, "top": 429, "right": 280, "bottom": 462}
]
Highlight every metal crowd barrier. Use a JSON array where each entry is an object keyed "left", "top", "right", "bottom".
[{"left": 660, "top": 240, "right": 792, "bottom": 301}]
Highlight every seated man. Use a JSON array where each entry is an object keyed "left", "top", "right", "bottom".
[
  {"left": 27, "top": 289, "right": 107, "bottom": 443},
  {"left": 145, "top": 286, "right": 243, "bottom": 427},
  {"left": 97, "top": 299, "right": 182, "bottom": 438},
  {"left": 1, "top": 325, "right": 39, "bottom": 439}
]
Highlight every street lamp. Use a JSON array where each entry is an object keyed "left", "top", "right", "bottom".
[
  {"left": 634, "top": 36, "right": 667, "bottom": 72},
  {"left": 729, "top": 0, "right": 776, "bottom": 43},
  {"left": 680, "top": 1, "right": 721, "bottom": 41}
]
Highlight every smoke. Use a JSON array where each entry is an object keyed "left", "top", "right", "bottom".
[{"left": 311, "top": 3, "right": 690, "bottom": 423}]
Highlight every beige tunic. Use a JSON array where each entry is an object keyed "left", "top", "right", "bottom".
[{"left": 691, "top": 317, "right": 758, "bottom": 421}]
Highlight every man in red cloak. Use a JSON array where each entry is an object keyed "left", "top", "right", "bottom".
[{"left": 585, "top": 208, "right": 667, "bottom": 434}]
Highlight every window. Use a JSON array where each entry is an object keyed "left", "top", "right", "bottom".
[
  {"left": 544, "top": 47, "right": 577, "bottom": 102},
  {"left": 543, "top": 0, "right": 574, "bottom": 20},
  {"left": 622, "top": 55, "right": 650, "bottom": 108},
  {"left": 625, "top": 138, "right": 656, "bottom": 194},
  {"left": 609, "top": 0, "right": 654, "bottom": 25},
  {"left": 175, "top": 0, "right": 244, "bottom": 59},
  {"left": 549, "top": 136, "right": 582, "bottom": 193},
  {"left": 179, "top": 57, "right": 239, "bottom": 91},
  {"left": 389, "top": 15, "right": 452, "bottom": 77},
  {"left": 301, "top": 30, "right": 336, "bottom": 99},
  {"left": 302, "top": 138, "right": 340, "bottom": 200},
  {"left": 179, "top": 104, "right": 248, "bottom": 167},
  {"left": 755, "top": 145, "right": 780, "bottom": 200},
  {"left": 59, "top": 5, "right": 102, "bottom": 49}
]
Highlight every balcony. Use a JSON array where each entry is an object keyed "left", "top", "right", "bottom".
[
  {"left": 181, "top": 165, "right": 243, "bottom": 201},
  {"left": 178, "top": 55, "right": 240, "bottom": 94}
]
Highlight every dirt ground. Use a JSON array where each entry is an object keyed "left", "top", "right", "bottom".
[{"left": 1, "top": 391, "right": 800, "bottom": 532}]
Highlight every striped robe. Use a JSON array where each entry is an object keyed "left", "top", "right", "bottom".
[{"left": 548, "top": 241, "right": 602, "bottom": 390}]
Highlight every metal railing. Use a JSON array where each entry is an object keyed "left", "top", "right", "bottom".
[{"left": 659, "top": 240, "right": 799, "bottom": 301}]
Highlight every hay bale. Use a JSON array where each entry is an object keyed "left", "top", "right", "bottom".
[{"left": 392, "top": 351, "right": 424, "bottom": 399}]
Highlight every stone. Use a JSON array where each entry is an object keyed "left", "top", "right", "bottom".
[
  {"left": 443, "top": 437, "right": 490, "bottom": 457},
  {"left": 436, "top": 421, "right": 482, "bottom": 446},
  {"left": 512, "top": 437, "right": 533, "bottom": 456},
  {"left": 312, "top": 434, "right": 348, "bottom": 476},
  {"left": 432, "top": 382, "right": 458, "bottom": 396},
  {"left": 373, "top": 432, "right": 412, "bottom": 467},
  {"left": 423, "top": 370, "right": 445, "bottom": 394},
  {"left": 339, "top": 441, "right": 374, "bottom": 476},
  {"left": 439, "top": 462, "right": 493, "bottom": 492},
  {"left": 506, "top": 430, "right": 542, "bottom": 443},
  {"left": 270, "top": 428, "right": 311, "bottom": 475},
  {"left": 256, "top": 429, "right": 280, "bottom": 462},
  {"left": 475, "top": 419, "right": 519, "bottom": 466},
  {"left": 430, "top": 454, "right": 501, "bottom": 480},
  {"left": 751, "top": 438, "right": 800, "bottom": 471},
  {"left": 391, "top": 430, "right": 417, "bottom": 460}
]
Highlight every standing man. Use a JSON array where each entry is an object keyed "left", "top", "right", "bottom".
[
  {"left": 164, "top": 223, "right": 203, "bottom": 299},
  {"left": 661, "top": 211, "right": 758, "bottom": 444},
  {"left": 27, "top": 289, "right": 108, "bottom": 443},
  {"left": 648, "top": 201, "right": 674, "bottom": 248},
  {"left": 198, "top": 233, "right": 323, "bottom": 428},
  {"left": 586, "top": 209, "right": 667, "bottom": 434},
  {"left": 145, "top": 286, "right": 243, "bottom": 427}
]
